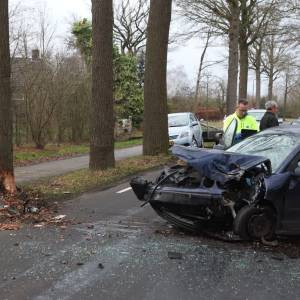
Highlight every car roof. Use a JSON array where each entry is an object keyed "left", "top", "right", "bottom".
[
  {"left": 168, "top": 112, "right": 192, "bottom": 116},
  {"left": 257, "top": 124, "right": 300, "bottom": 136},
  {"left": 248, "top": 109, "right": 266, "bottom": 112}
]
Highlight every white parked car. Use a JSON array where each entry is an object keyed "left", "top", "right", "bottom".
[
  {"left": 168, "top": 112, "right": 203, "bottom": 147},
  {"left": 247, "top": 109, "right": 266, "bottom": 125},
  {"left": 248, "top": 109, "right": 283, "bottom": 126}
]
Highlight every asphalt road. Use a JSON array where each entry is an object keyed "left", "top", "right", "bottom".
[
  {"left": 1, "top": 169, "right": 300, "bottom": 300},
  {"left": 15, "top": 145, "right": 143, "bottom": 183}
]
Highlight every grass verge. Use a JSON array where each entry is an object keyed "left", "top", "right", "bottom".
[
  {"left": 22, "top": 154, "right": 173, "bottom": 202},
  {"left": 14, "top": 138, "right": 142, "bottom": 166}
]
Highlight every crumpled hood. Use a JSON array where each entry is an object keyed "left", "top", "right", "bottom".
[{"left": 172, "top": 145, "right": 271, "bottom": 183}]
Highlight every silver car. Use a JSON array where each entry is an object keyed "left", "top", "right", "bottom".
[
  {"left": 248, "top": 109, "right": 283, "bottom": 126},
  {"left": 247, "top": 109, "right": 266, "bottom": 126},
  {"left": 168, "top": 112, "right": 203, "bottom": 147}
]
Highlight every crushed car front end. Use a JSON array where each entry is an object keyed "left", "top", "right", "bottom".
[{"left": 131, "top": 145, "right": 272, "bottom": 236}]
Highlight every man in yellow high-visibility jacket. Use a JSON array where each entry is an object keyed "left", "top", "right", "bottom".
[{"left": 223, "top": 99, "right": 258, "bottom": 143}]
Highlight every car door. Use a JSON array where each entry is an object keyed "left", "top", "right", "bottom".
[
  {"left": 190, "top": 114, "right": 201, "bottom": 144},
  {"left": 281, "top": 153, "right": 300, "bottom": 231},
  {"left": 223, "top": 118, "right": 237, "bottom": 149}
]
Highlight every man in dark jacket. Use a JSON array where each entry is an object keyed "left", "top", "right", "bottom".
[{"left": 260, "top": 100, "right": 279, "bottom": 131}]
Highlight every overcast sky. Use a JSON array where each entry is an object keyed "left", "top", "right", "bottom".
[{"left": 10, "top": 0, "right": 261, "bottom": 96}]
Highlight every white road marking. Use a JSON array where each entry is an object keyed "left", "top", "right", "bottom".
[{"left": 116, "top": 187, "right": 132, "bottom": 194}]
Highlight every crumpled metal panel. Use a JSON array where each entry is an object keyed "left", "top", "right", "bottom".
[{"left": 172, "top": 145, "right": 271, "bottom": 184}]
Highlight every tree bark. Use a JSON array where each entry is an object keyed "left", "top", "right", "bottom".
[
  {"left": 0, "top": 0, "right": 16, "bottom": 194},
  {"left": 143, "top": 0, "right": 172, "bottom": 155},
  {"left": 239, "top": 42, "right": 248, "bottom": 100},
  {"left": 238, "top": 0, "right": 249, "bottom": 100},
  {"left": 267, "top": 36, "right": 275, "bottom": 100},
  {"left": 195, "top": 31, "right": 211, "bottom": 104},
  {"left": 255, "top": 43, "right": 262, "bottom": 107},
  {"left": 267, "top": 68, "right": 273, "bottom": 100},
  {"left": 255, "top": 68, "right": 261, "bottom": 107},
  {"left": 226, "top": 0, "right": 240, "bottom": 114},
  {"left": 90, "top": 0, "right": 115, "bottom": 170},
  {"left": 283, "top": 73, "right": 288, "bottom": 121}
]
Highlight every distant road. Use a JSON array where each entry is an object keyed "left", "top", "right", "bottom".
[{"left": 15, "top": 145, "right": 143, "bottom": 183}]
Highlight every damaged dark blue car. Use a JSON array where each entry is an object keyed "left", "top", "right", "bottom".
[{"left": 131, "top": 126, "right": 300, "bottom": 241}]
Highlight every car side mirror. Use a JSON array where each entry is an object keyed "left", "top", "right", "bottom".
[
  {"left": 294, "top": 165, "right": 300, "bottom": 177},
  {"left": 215, "top": 132, "right": 223, "bottom": 142}
]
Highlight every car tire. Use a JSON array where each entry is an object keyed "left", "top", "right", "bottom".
[
  {"left": 234, "top": 205, "right": 276, "bottom": 241},
  {"left": 191, "top": 136, "right": 199, "bottom": 147}
]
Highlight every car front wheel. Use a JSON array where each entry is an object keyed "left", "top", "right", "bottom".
[
  {"left": 191, "top": 136, "right": 199, "bottom": 147},
  {"left": 234, "top": 205, "right": 276, "bottom": 241}
]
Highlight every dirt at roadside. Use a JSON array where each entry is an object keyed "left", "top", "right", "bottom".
[{"left": 0, "top": 189, "right": 71, "bottom": 231}]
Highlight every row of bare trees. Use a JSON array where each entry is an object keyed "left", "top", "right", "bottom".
[
  {"left": 177, "top": 0, "right": 299, "bottom": 112},
  {"left": 11, "top": 52, "right": 91, "bottom": 149},
  {"left": 8, "top": 1, "right": 150, "bottom": 150},
  {"left": 0, "top": 0, "right": 172, "bottom": 193},
  {"left": 90, "top": 0, "right": 172, "bottom": 167},
  {"left": 1, "top": 0, "right": 299, "bottom": 194}
]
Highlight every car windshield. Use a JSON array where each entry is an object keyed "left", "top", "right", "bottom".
[
  {"left": 227, "top": 133, "right": 300, "bottom": 172},
  {"left": 168, "top": 115, "right": 189, "bottom": 127},
  {"left": 248, "top": 111, "right": 265, "bottom": 121}
]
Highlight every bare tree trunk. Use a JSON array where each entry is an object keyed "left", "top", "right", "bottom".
[
  {"left": 0, "top": 0, "right": 16, "bottom": 194},
  {"left": 90, "top": 0, "right": 115, "bottom": 170},
  {"left": 195, "top": 31, "right": 211, "bottom": 103},
  {"left": 255, "top": 43, "right": 262, "bottom": 107},
  {"left": 226, "top": 1, "right": 240, "bottom": 114},
  {"left": 267, "top": 36, "right": 274, "bottom": 100},
  {"left": 239, "top": 42, "right": 248, "bottom": 100},
  {"left": 255, "top": 68, "right": 261, "bottom": 107},
  {"left": 143, "top": 0, "right": 172, "bottom": 155},
  {"left": 268, "top": 68, "right": 273, "bottom": 100},
  {"left": 283, "top": 73, "right": 288, "bottom": 121},
  {"left": 238, "top": 0, "right": 249, "bottom": 100}
]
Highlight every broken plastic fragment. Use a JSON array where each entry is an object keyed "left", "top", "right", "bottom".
[{"left": 53, "top": 215, "right": 66, "bottom": 221}]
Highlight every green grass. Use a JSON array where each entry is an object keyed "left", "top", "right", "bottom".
[
  {"left": 115, "top": 138, "right": 142, "bottom": 149},
  {"left": 23, "top": 154, "right": 172, "bottom": 201},
  {"left": 14, "top": 144, "right": 89, "bottom": 162},
  {"left": 14, "top": 139, "right": 143, "bottom": 165}
]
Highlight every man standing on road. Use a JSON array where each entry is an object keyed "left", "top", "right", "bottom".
[
  {"left": 223, "top": 99, "right": 258, "bottom": 143},
  {"left": 260, "top": 100, "right": 279, "bottom": 131}
]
